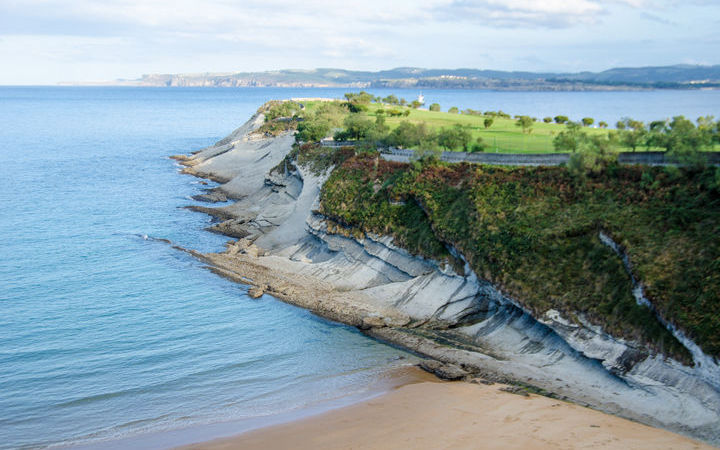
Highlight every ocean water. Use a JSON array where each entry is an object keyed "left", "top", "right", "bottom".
[{"left": 1, "top": 86, "right": 718, "bottom": 449}]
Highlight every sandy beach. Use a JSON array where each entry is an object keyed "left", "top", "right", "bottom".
[{"left": 179, "top": 367, "right": 713, "bottom": 450}]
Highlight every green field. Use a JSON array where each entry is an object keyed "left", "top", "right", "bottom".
[
  {"left": 369, "top": 107, "right": 611, "bottom": 153},
  {"left": 300, "top": 99, "right": 719, "bottom": 154}
]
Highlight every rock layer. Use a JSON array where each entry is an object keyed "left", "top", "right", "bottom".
[{"left": 174, "top": 110, "right": 720, "bottom": 445}]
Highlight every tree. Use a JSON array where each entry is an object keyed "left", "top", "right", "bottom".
[
  {"left": 664, "top": 116, "right": 713, "bottom": 162},
  {"left": 598, "top": 121, "right": 608, "bottom": 128},
  {"left": 515, "top": 115, "right": 534, "bottom": 134},
  {"left": 437, "top": 124, "right": 472, "bottom": 151},
  {"left": 411, "top": 100, "right": 423, "bottom": 109},
  {"left": 568, "top": 134, "right": 619, "bottom": 177},
  {"left": 581, "top": 117, "right": 594, "bottom": 127},
  {"left": 617, "top": 118, "right": 646, "bottom": 152},
  {"left": 385, "top": 121, "right": 435, "bottom": 148},
  {"left": 429, "top": 103, "right": 441, "bottom": 112},
  {"left": 543, "top": 117, "right": 553, "bottom": 123},
  {"left": 553, "top": 122, "right": 586, "bottom": 153},
  {"left": 295, "top": 103, "right": 346, "bottom": 142},
  {"left": 402, "top": 110, "right": 411, "bottom": 117},
  {"left": 448, "top": 106, "right": 459, "bottom": 114},
  {"left": 382, "top": 95, "right": 399, "bottom": 105},
  {"left": 373, "top": 113, "right": 389, "bottom": 139},
  {"left": 554, "top": 115, "right": 569, "bottom": 124},
  {"left": 484, "top": 117, "right": 494, "bottom": 129},
  {"left": 697, "top": 116, "right": 718, "bottom": 145},
  {"left": 344, "top": 91, "right": 374, "bottom": 105},
  {"left": 335, "top": 114, "right": 375, "bottom": 140},
  {"left": 645, "top": 120, "right": 668, "bottom": 149},
  {"left": 296, "top": 118, "right": 330, "bottom": 142}
]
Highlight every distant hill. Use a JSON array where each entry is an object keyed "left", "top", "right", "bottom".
[{"left": 91, "top": 65, "right": 720, "bottom": 90}]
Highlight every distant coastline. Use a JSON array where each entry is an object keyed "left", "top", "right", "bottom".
[{"left": 59, "top": 65, "right": 720, "bottom": 91}]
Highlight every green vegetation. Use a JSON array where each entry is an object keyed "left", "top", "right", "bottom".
[
  {"left": 265, "top": 97, "right": 720, "bottom": 364},
  {"left": 267, "top": 96, "right": 720, "bottom": 156},
  {"left": 255, "top": 100, "right": 302, "bottom": 136},
  {"left": 319, "top": 154, "right": 720, "bottom": 362},
  {"left": 256, "top": 98, "right": 720, "bottom": 367}
]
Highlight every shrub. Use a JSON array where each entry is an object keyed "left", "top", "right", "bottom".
[{"left": 437, "top": 124, "right": 472, "bottom": 151}]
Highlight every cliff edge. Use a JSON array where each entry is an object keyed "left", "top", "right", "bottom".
[{"left": 173, "top": 107, "right": 720, "bottom": 445}]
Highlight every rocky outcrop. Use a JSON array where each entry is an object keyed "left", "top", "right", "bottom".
[{"left": 175, "top": 108, "right": 720, "bottom": 445}]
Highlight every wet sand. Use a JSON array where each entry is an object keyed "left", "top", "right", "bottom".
[{"left": 179, "top": 367, "right": 712, "bottom": 450}]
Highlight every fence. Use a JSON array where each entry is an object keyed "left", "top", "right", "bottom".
[{"left": 318, "top": 140, "right": 720, "bottom": 167}]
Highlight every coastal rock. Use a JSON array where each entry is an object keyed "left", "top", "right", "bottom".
[
  {"left": 177, "top": 107, "right": 720, "bottom": 445},
  {"left": 192, "top": 189, "right": 227, "bottom": 203},
  {"left": 419, "top": 360, "right": 470, "bottom": 380},
  {"left": 248, "top": 286, "right": 265, "bottom": 299}
]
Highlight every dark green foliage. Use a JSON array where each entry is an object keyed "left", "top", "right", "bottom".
[
  {"left": 448, "top": 106, "right": 459, "bottom": 114},
  {"left": 256, "top": 119, "right": 298, "bottom": 136},
  {"left": 295, "top": 143, "right": 357, "bottom": 175},
  {"left": 296, "top": 119, "right": 330, "bottom": 142},
  {"left": 384, "top": 121, "right": 435, "bottom": 148},
  {"left": 543, "top": 117, "right": 553, "bottom": 123},
  {"left": 429, "top": 103, "right": 441, "bottom": 112},
  {"left": 256, "top": 100, "right": 302, "bottom": 136},
  {"left": 320, "top": 156, "right": 720, "bottom": 362},
  {"left": 437, "top": 124, "right": 473, "bottom": 151},
  {"left": 484, "top": 118, "right": 494, "bottom": 129},
  {"left": 262, "top": 100, "right": 301, "bottom": 121},
  {"left": 617, "top": 118, "right": 646, "bottom": 151},
  {"left": 470, "top": 137, "right": 487, "bottom": 153},
  {"left": 582, "top": 117, "right": 595, "bottom": 127},
  {"left": 295, "top": 102, "right": 348, "bottom": 142},
  {"left": 334, "top": 114, "right": 376, "bottom": 141},
  {"left": 568, "top": 134, "right": 620, "bottom": 177},
  {"left": 553, "top": 122, "right": 586, "bottom": 152},
  {"left": 319, "top": 154, "right": 452, "bottom": 263}
]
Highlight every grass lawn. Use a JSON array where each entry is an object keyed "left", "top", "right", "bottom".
[{"left": 300, "top": 99, "right": 719, "bottom": 154}]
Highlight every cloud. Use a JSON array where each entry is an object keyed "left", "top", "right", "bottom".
[
  {"left": 432, "top": 0, "right": 604, "bottom": 28},
  {"left": 0, "top": 0, "right": 717, "bottom": 84}
]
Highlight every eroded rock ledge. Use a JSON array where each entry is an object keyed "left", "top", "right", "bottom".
[{"left": 173, "top": 108, "right": 720, "bottom": 445}]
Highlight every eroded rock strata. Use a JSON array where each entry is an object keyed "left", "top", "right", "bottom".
[{"left": 174, "top": 110, "right": 720, "bottom": 445}]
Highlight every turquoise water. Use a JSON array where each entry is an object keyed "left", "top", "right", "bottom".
[{"left": 1, "top": 87, "right": 718, "bottom": 449}]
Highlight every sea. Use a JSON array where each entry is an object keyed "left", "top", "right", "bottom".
[{"left": 1, "top": 86, "right": 718, "bottom": 449}]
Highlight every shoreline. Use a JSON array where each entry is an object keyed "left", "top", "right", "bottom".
[
  {"left": 70, "top": 366, "right": 431, "bottom": 450},
  {"left": 179, "top": 372, "right": 714, "bottom": 450}
]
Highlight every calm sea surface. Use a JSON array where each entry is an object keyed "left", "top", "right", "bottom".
[{"left": 1, "top": 86, "right": 718, "bottom": 449}]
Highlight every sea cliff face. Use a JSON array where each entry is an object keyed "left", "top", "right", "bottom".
[{"left": 174, "top": 110, "right": 720, "bottom": 445}]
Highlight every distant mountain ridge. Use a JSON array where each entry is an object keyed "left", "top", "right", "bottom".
[{"left": 97, "top": 65, "right": 720, "bottom": 90}]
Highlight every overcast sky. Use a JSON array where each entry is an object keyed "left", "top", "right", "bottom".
[{"left": 0, "top": 0, "right": 718, "bottom": 85}]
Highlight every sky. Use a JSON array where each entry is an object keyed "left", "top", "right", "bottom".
[{"left": 0, "top": 0, "right": 718, "bottom": 85}]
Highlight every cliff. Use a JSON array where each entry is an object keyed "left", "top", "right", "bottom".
[{"left": 173, "top": 106, "right": 720, "bottom": 445}]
